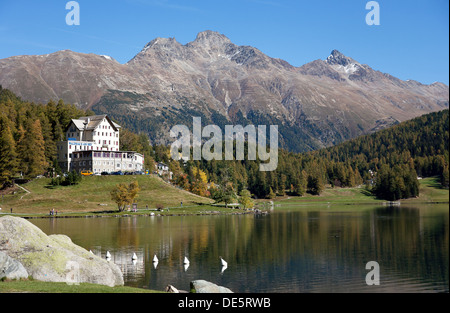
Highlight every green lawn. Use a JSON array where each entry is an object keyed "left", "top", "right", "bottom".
[
  {"left": 401, "top": 176, "right": 449, "bottom": 204},
  {"left": 0, "top": 279, "right": 162, "bottom": 293}
]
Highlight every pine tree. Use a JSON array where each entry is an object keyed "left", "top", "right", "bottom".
[
  {"left": 293, "top": 170, "right": 307, "bottom": 196},
  {"left": 307, "top": 173, "right": 324, "bottom": 195},
  {"left": 222, "top": 182, "right": 237, "bottom": 207},
  {"left": 278, "top": 174, "right": 287, "bottom": 195},
  {"left": 267, "top": 187, "right": 276, "bottom": 199},
  {"left": 239, "top": 189, "right": 254, "bottom": 209}
]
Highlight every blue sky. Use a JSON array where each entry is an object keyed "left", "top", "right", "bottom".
[{"left": 0, "top": 0, "right": 448, "bottom": 84}]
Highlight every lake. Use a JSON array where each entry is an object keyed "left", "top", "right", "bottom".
[{"left": 29, "top": 203, "right": 449, "bottom": 293}]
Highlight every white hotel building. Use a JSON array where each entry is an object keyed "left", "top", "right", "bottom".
[{"left": 57, "top": 115, "right": 144, "bottom": 174}]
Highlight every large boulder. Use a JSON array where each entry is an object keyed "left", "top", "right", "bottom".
[
  {"left": 190, "top": 280, "right": 233, "bottom": 293},
  {"left": 0, "top": 215, "right": 123, "bottom": 287},
  {"left": 0, "top": 251, "right": 29, "bottom": 280}
]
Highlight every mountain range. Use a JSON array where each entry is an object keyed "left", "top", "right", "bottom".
[{"left": 0, "top": 30, "right": 448, "bottom": 152}]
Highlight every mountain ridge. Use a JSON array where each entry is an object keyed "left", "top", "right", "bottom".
[{"left": 0, "top": 30, "right": 448, "bottom": 152}]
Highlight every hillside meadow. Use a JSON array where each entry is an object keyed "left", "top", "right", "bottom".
[{"left": 0, "top": 174, "right": 213, "bottom": 216}]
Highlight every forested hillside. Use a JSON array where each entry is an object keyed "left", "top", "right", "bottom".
[
  {"left": 0, "top": 87, "right": 448, "bottom": 201},
  {"left": 164, "top": 109, "right": 449, "bottom": 202},
  {"left": 309, "top": 109, "right": 449, "bottom": 200},
  {"left": 0, "top": 86, "right": 88, "bottom": 184}
]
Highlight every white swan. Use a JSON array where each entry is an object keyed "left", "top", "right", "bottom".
[
  {"left": 183, "top": 256, "right": 190, "bottom": 264},
  {"left": 132, "top": 252, "right": 137, "bottom": 260},
  {"left": 106, "top": 251, "right": 111, "bottom": 259},
  {"left": 220, "top": 256, "right": 227, "bottom": 267},
  {"left": 153, "top": 254, "right": 159, "bottom": 263}
]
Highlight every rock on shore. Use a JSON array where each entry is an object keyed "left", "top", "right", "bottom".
[
  {"left": 190, "top": 280, "right": 233, "bottom": 293},
  {"left": 0, "top": 251, "right": 29, "bottom": 280},
  {"left": 0, "top": 215, "right": 123, "bottom": 287}
]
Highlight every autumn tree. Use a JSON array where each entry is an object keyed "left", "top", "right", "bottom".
[
  {"left": 189, "top": 166, "right": 209, "bottom": 196},
  {"left": 0, "top": 115, "right": 18, "bottom": 186},
  {"left": 110, "top": 181, "right": 140, "bottom": 212},
  {"left": 17, "top": 119, "right": 48, "bottom": 178}
]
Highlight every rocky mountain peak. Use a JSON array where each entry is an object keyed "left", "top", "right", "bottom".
[
  {"left": 326, "top": 49, "right": 356, "bottom": 67},
  {"left": 193, "top": 30, "right": 231, "bottom": 46},
  {"left": 142, "top": 37, "right": 180, "bottom": 51}
]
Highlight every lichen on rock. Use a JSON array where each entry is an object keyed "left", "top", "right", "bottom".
[{"left": 0, "top": 215, "right": 124, "bottom": 287}]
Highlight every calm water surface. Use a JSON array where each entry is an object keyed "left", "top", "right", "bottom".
[{"left": 30, "top": 204, "right": 449, "bottom": 293}]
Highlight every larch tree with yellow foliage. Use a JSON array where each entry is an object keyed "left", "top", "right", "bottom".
[
  {"left": 110, "top": 181, "right": 140, "bottom": 212},
  {"left": 190, "top": 166, "right": 209, "bottom": 197}
]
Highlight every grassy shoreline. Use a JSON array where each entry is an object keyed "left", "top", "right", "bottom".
[
  {"left": 0, "top": 279, "right": 163, "bottom": 293},
  {"left": 0, "top": 176, "right": 447, "bottom": 220}
]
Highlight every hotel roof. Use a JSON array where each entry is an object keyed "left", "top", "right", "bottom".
[{"left": 68, "top": 115, "right": 120, "bottom": 131}]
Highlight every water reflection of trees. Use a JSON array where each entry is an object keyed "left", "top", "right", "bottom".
[
  {"left": 30, "top": 206, "right": 449, "bottom": 292},
  {"left": 202, "top": 206, "right": 448, "bottom": 292}
]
